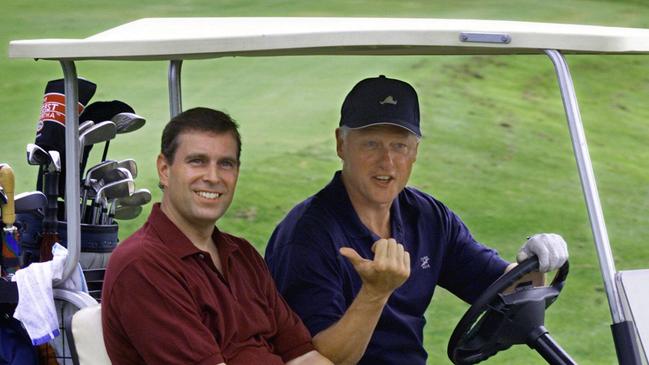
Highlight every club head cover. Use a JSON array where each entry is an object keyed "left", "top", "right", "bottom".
[
  {"left": 77, "top": 100, "right": 136, "bottom": 178},
  {"left": 79, "top": 100, "right": 135, "bottom": 124},
  {"left": 34, "top": 78, "right": 97, "bottom": 195}
]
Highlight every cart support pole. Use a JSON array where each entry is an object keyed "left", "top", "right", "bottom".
[
  {"left": 57, "top": 60, "right": 81, "bottom": 285},
  {"left": 169, "top": 60, "right": 183, "bottom": 118},
  {"left": 545, "top": 49, "right": 642, "bottom": 365}
]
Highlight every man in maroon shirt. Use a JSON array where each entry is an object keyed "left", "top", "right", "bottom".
[{"left": 102, "top": 107, "right": 332, "bottom": 365}]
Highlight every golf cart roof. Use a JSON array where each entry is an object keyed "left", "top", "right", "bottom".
[{"left": 9, "top": 17, "right": 649, "bottom": 61}]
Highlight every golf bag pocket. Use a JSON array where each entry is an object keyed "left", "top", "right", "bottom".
[
  {"left": 15, "top": 212, "right": 42, "bottom": 268},
  {"left": 58, "top": 221, "right": 117, "bottom": 270},
  {"left": 16, "top": 212, "right": 118, "bottom": 268}
]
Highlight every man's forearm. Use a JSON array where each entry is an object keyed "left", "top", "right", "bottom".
[
  {"left": 312, "top": 285, "right": 389, "bottom": 365},
  {"left": 286, "top": 350, "right": 333, "bottom": 365}
]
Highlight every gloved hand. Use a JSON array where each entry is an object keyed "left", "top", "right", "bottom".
[{"left": 516, "top": 233, "right": 568, "bottom": 273}]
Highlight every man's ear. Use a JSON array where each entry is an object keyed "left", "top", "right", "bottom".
[
  {"left": 157, "top": 153, "right": 170, "bottom": 189},
  {"left": 335, "top": 128, "right": 344, "bottom": 160}
]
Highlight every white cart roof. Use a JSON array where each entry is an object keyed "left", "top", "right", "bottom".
[{"left": 9, "top": 17, "right": 649, "bottom": 61}]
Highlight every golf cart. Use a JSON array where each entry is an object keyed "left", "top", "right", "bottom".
[{"left": 8, "top": 17, "right": 649, "bottom": 364}]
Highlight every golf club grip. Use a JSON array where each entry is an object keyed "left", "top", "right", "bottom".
[{"left": 0, "top": 164, "right": 16, "bottom": 225}]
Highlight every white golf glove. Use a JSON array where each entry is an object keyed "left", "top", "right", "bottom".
[{"left": 516, "top": 233, "right": 568, "bottom": 273}]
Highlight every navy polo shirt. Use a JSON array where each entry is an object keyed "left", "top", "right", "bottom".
[{"left": 265, "top": 171, "right": 509, "bottom": 365}]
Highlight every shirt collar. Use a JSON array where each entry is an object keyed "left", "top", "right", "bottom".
[{"left": 148, "top": 203, "right": 239, "bottom": 259}]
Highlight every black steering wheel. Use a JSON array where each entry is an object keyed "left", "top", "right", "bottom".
[{"left": 447, "top": 257, "right": 570, "bottom": 364}]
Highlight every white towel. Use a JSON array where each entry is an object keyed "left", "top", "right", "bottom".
[{"left": 11, "top": 243, "right": 87, "bottom": 345}]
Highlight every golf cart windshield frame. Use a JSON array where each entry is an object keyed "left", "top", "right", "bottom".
[{"left": 9, "top": 17, "right": 649, "bottom": 364}]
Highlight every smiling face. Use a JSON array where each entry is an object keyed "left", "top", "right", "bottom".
[
  {"left": 157, "top": 130, "right": 240, "bottom": 232},
  {"left": 337, "top": 125, "right": 419, "bottom": 212}
]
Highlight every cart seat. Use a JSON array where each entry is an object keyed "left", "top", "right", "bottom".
[
  {"left": 616, "top": 269, "right": 649, "bottom": 364},
  {"left": 66, "top": 304, "right": 111, "bottom": 365}
]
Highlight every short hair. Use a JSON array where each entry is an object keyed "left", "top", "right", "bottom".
[
  {"left": 338, "top": 125, "right": 351, "bottom": 140},
  {"left": 160, "top": 107, "right": 242, "bottom": 163}
]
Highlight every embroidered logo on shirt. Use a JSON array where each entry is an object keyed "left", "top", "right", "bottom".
[
  {"left": 419, "top": 256, "right": 431, "bottom": 269},
  {"left": 379, "top": 96, "right": 398, "bottom": 105}
]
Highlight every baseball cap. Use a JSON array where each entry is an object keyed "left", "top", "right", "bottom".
[{"left": 340, "top": 75, "right": 421, "bottom": 137}]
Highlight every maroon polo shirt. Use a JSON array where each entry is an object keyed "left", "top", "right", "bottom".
[{"left": 102, "top": 203, "right": 314, "bottom": 365}]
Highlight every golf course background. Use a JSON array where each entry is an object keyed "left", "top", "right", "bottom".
[{"left": 3, "top": 1, "right": 649, "bottom": 364}]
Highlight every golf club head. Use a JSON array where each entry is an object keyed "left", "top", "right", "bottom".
[
  {"left": 14, "top": 191, "right": 47, "bottom": 213},
  {"left": 0, "top": 186, "right": 7, "bottom": 205},
  {"left": 98, "top": 178, "right": 134, "bottom": 202},
  {"left": 117, "top": 159, "right": 137, "bottom": 179},
  {"left": 78, "top": 120, "right": 95, "bottom": 135},
  {"left": 112, "top": 112, "right": 146, "bottom": 134},
  {"left": 26, "top": 143, "right": 51, "bottom": 166},
  {"left": 79, "top": 121, "right": 116, "bottom": 148},
  {"left": 116, "top": 188, "right": 151, "bottom": 207},
  {"left": 114, "top": 204, "right": 143, "bottom": 220},
  {"left": 99, "top": 167, "right": 133, "bottom": 186},
  {"left": 48, "top": 150, "right": 61, "bottom": 173},
  {"left": 92, "top": 176, "right": 133, "bottom": 225},
  {"left": 88, "top": 167, "right": 132, "bottom": 201},
  {"left": 84, "top": 160, "right": 118, "bottom": 187}
]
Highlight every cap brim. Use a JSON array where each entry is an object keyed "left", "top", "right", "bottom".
[{"left": 345, "top": 121, "right": 421, "bottom": 138}]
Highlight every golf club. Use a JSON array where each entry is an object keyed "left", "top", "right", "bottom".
[
  {"left": 26, "top": 143, "right": 51, "bottom": 167},
  {"left": 116, "top": 159, "right": 137, "bottom": 179},
  {"left": 115, "top": 188, "right": 151, "bottom": 207},
  {"left": 113, "top": 204, "right": 143, "bottom": 221},
  {"left": 107, "top": 188, "right": 151, "bottom": 223},
  {"left": 80, "top": 160, "right": 118, "bottom": 220},
  {"left": 113, "top": 112, "right": 146, "bottom": 133},
  {"left": 14, "top": 191, "right": 47, "bottom": 214},
  {"left": 78, "top": 120, "right": 95, "bottom": 135},
  {"left": 48, "top": 150, "right": 61, "bottom": 173},
  {"left": 84, "top": 165, "right": 132, "bottom": 224},
  {"left": 79, "top": 121, "right": 117, "bottom": 179},
  {"left": 102, "top": 112, "right": 146, "bottom": 161},
  {"left": 92, "top": 178, "right": 134, "bottom": 225},
  {"left": 92, "top": 167, "right": 133, "bottom": 224}
]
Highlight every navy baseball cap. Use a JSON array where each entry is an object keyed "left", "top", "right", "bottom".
[{"left": 340, "top": 75, "right": 421, "bottom": 137}]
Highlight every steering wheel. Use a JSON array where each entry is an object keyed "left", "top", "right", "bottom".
[{"left": 447, "top": 257, "right": 569, "bottom": 364}]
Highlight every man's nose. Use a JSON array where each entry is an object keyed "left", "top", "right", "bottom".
[
  {"left": 377, "top": 146, "right": 395, "bottom": 167},
  {"left": 203, "top": 164, "right": 221, "bottom": 183}
]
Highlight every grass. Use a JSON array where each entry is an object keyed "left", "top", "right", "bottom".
[{"left": 3, "top": 1, "right": 649, "bottom": 364}]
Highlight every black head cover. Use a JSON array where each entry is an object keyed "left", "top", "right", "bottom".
[
  {"left": 79, "top": 100, "right": 135, "bottom": 124},
  {"left": 77, "top": 100, "right": 136, "bottom": 176}
]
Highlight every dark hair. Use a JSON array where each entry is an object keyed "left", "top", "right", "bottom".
[{"left": 160, "top": 107, "right": 242, "bottom": 163}]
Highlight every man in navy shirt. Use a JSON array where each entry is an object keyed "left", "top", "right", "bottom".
[{"left": 265, "top": 76, "right": 568, "bottom": 365}]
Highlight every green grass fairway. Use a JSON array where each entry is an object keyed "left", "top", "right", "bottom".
[{"left": 3, "top": 1, "right": 649, "bottom": 364}]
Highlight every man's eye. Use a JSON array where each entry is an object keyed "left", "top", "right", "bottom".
[
  {"left": 219, "top": 160, "right": 237, "bottom": 169},
  {"left": 364, "top": 141, "right": 379, "bottom": 149},
  {"left": 189, "top": 158, "right": 204, "bottom": 165}
]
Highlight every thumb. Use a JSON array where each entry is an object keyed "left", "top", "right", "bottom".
[
  {"left": 339, "top": 247, "right": 368, "bottom": 267},
  {"left": 516, "top": 248, "right": 531, "bottom": 263}
]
